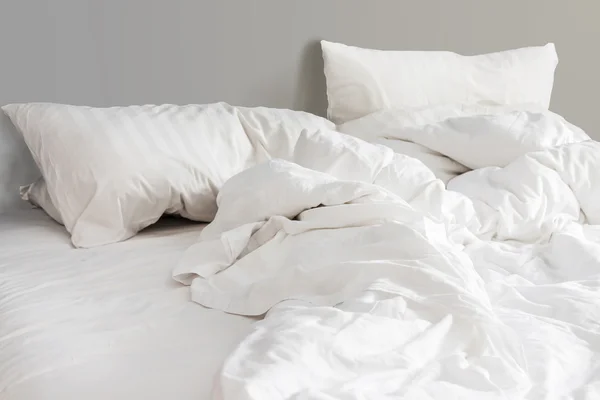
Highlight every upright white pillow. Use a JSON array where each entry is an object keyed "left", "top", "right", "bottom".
[
  {"left": 321, "top": 40, "right": 558, "bottom": 124},
  {"left": 3, "top": 102, "right": 334, "bottom": 247}
]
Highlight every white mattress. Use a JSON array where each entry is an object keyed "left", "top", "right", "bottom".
[{"left": 0, "top": 209, "right": 256, "bottom": 400}]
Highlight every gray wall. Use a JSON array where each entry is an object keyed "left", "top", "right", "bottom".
[{"left": 1, "top": 0, "right": 598, "bottom": 212}]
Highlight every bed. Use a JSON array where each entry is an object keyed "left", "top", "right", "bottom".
[{"left": 2, "top": 3, "right": 600, "bottom": 400}]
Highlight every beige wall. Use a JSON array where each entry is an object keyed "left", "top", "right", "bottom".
[{"left": 1, "top": 0, "right": 598, "bottom": 210}]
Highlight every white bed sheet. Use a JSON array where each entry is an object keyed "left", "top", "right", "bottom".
[
  {"left": 0, "top": 209, "right": 256, "bottom": 400},
  {"left": 173, "top": 117, "right": 600, "bottom": 399}
]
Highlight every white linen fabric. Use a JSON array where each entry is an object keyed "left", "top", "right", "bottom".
[
  {"left": 174, "top": 112, "right": 600, "bottom": 399},
  {"left": 2, "top": 103, "right": 334, "bottom": 248},
  {"left": 0, "top": 210, "right": 255, "bottom": 400},
  {"left": 339, "top": 105, "right": 587, "bottom": 183},
  {"left": 322, "top": 40, "right": 558, "bottom": 124}
]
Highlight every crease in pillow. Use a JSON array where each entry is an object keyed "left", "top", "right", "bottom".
[
  {"left": 20, "top": 178, "right": 64, "bottom": 225},
  {"left": 336, "top": 103, "right": 545, "bottom": 184}
]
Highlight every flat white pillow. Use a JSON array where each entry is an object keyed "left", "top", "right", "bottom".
[
  {"left": 321, "top": 40, "right": 558, "bottom": 124},
  {"left": 4, "top": 102, "right": 334, "bottom": 247}
]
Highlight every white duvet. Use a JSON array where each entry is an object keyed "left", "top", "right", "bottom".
[{"left": 174, "top": 109, "right": 600, "bottom": 399}]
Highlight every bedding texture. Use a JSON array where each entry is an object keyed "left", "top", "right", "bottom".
[
  {"left": 0, "top": 211, "right": 255, "bottom": 400},
  {"left": 338, "top": 104, "right": 586, "bottom": 183},
  {"left": 2, "top": 103, "right": 334, "bottom": 248},
  {"left": 174, "top": 110, "right": 600, "bottom": 399},
  {"left": 322, "top": 40, "right": 558, "bottom": 124}
]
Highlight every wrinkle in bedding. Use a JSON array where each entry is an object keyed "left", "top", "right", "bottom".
[{"left": 174, "top": 110, "right": 600, "bottom": 399}]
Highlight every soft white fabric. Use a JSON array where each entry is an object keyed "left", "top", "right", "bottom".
[
  {"left": 20, "top": 178, "right": 63, "bottom": 224},
  {"left": 341, "top": 103, "right": 548, "bottom": 131},
  {"left": 339, "top": 106, "right": 588, "bottom": 182},
  {"left": 353, "top": 139, "right": 467, "bottom": 185},
  {"left": 0, "top": 113, "right": 39, "bottom": 214},
  {"left": 398, "top": 110, "right": 588, "bottom": 170},
  {"left": 174, "top": 114, "right": 600, "bottom": 399},
  {"left": 0, "top": 210, "right": 255, "bottom": 400},
  {"left": 322, "top": 40, "right": 558, "bottom": 124},
  {"left": 2, "top": 103, "right": 334, "bottom": 248},
  {"left": 337, "top": 104, "right": 518, "bottom": 183}
]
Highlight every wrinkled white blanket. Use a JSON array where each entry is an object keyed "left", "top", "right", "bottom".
[{"left": 174, "top": 110, "right": 600, "bottom": 399}]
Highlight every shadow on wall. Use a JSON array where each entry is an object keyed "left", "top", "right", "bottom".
[
  {"left": 294, "top": 40, "right": 329, "bottom": 118},
  {"left": 0, "top": 113, "right": 39, "bottom": 212}
]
